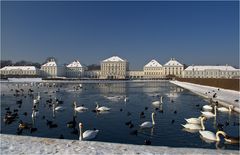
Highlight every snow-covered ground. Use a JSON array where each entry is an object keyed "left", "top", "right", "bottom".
[
  {"left": 1, "top": 134, "right": 238, "bottom": 155},
  {"left": 170, "top": 80, "right": 240, "bottom": 113},
  {"left": 5, "top": 78, "right": 43, "bottom": 82}
]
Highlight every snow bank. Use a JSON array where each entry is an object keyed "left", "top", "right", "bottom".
[
  {"left": 170, "top": 80, "right": 240, "bottom": 113},
  {"left": 1, "top": 134, "right": 238, "bottom": 155},
  {"left": 6, "top": 78, "right": 42, "bottom": 82}
]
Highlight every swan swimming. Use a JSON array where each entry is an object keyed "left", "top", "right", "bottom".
[
  {"left": 73, "top": 101, "right": 88, "bottom": 112},
  {"left": 185, "top": 116, "right": 205, "bottom": 124},
  {"left": 217, "top": 105, "right": 233, "bottom": 112},
  {"left": 202, "top": 105, "right": 212, "bottom": 111},
  {"left": 199, "top": 130, "right": 226, "bottom": 142},
  {"left": 140, "top": 112, "right": 155, "bottom": 128},
  {"left": 53, "top": 103, "right": 65, "bottom": 112},
  {"left": 152, "top": 96, "right": 163, "bottom": 105},
  {"left": 201, "top": 106, "right": 216, "bottom": 118},
  {"left": 182, "top": 116, "right": 206, "bottom": 130},
  {"left": 95, "top": 102, "right": 110, "bottom": 111},
  {"left": 79, "top": 123, "right": 99, "bottom": 140}
]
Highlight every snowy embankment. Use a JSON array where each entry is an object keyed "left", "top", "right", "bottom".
[
  {"left": 1, "top": 134, "right": 238, "bottom": 155},
  {"left": 170, "top": 80, "right": 240, "bottom": 113},
  {"left": 6, "top": 78, "right": 43, "bottom": 82}
]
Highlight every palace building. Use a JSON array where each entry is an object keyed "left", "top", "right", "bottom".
[
  {"left": 164, "top": 58, "right": 184, "bottom": 77},
  {"left": 100, "top": 56, "right": 129, "bottom": 79},
  {"left": 143, "top": 59, "right": 164, "bottom": 79},
  {"left": 66, "top": 60, "right": 85, "bottom": 78}
]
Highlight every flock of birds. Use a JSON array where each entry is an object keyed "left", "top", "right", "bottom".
[
  {"left": 2, "top": 82, "right": 240, "bottom": 146},
  {"left": 182, "top": 90, "right": 239, "bottom": 144}
]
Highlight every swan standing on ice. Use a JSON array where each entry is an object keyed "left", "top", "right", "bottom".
[
  {"left": 140, "top": 112, "right": 156, "bottom": 128},
  {"left": 201, "top": 106, "right": 217, "bottom": 118},
  {"left": 79, "top": 123, "right": 99, "bottom": 140},
  {"left": 199, "top": 130, "right": 226, "bottom": 142},
  {"left": 152, "top": 96, "right": 163, "bottom": 105},
  {"left": 95, "top": 102, "right": 110, "bottom": 111},
  {"left": 182, "top": 116, "right": 206, "bottom": 130},
  {"left": 74, "top": 101, "right": 88, "bottom": 112}
]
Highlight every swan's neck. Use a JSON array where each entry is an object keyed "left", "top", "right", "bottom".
[
  {"left": 160, "top": 97, "right": 163, "bottom": 103},
  {"left": 152, "top": 114, "right": 155, "bottom": 125},
  {"left": 216, "top": 131, "right": 226, "bottom": 141},
  {"left": 214, "top": 106, "right": 217, "bottom": 116},
  {"left": 79, "top": 126, "right": 83, "bottom": 141},
  {"left": 200, "top": 118, "right": 205, "bottom": 130}
]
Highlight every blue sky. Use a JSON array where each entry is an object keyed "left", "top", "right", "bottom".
[{"left": 1, "top": 1, "right": 239, "bottom": 69}]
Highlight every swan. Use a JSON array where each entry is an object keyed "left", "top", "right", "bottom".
[
  {"left": 33, "top": 99, "right": 39, "bottom": 105},
  {"left": 185, "top": 116, "right": 205, "bottom": 124},
  {"left": 199, "top": 130, "right": 226, "bottom": 142},
  {"left": 201, "top": 106, "right": 216, "bottom": 118},
  {"left": 32, "top": 109, "right": 39, "bottom": 118},
  {"left": 79, "top": 123, "right": 99, "bottom": 140},
  {"left": 152, "top": 96, "right": 163, "bottom": 105},
  {"left": 36, "top": 92, "right": 41, "bottom": 101},
  {"left": 203, "top": 105, "right": 212, "bottom": 111},
  {"left": 124, "top": 96, "right": 129, "bottom": 102},
  {"left": 74, "top": 102, "right": 88, "bottom": 112},
  {"left": 218, "top": 105, "right": 233, "bottom": 112},
  {"left": 140, "top": 112, "right": 155, "bottom": 128},
  {"left": 53, "top": 103, "right": 65, "bottom": 111},
  {"left": 182, "top": 116, "right": 205, "bottom": 130},
  {"left": 95, "top": 102, "right": 110, "bottom": 111}
]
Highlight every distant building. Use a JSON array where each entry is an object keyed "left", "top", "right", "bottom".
[
  {"left": 0, "top": 66, "right": 40, "bottom": 76},
  {"left": 127, "top": 71, "right": 144, "bottom": 79},
  {"left": 143, "top": 59, "right": 164, "bottom": 79},
  {"left": 164, "top": 58, "right": 184, "bottom": 77},
  {"left": 100, "top": 56, "right": 129, "bottom": 79},
  {"left": 40, "top": 59, "right": 65, "bottom": 78},
  {"left": 66, "top": 60, "right": 85, "bottom": 78},
  {"left": 182, "top": 65, "right": 240, "bottom": 79}
]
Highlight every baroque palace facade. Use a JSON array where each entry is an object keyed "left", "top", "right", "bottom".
[{"left": 1, "top": 55, "right": 239, "bottom": 79}]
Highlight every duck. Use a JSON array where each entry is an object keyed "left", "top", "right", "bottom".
[
  {"left": 201, "top": 106, "right": 217, "bottom": 118},
  {"left": 182, "top": 116, "right": 206, "bottom": 130},
  {"left": 140, "top": 112, "right": 155, "bottom": 128},
  {"left": 152, "top": 96, "right": 163, "bottom": 105},
  {"left": 185, "top": 116, "right": 205, "bottom": 124},
  {"left": 95, "top": 102, "right": 110, "bottom": 111},
  {"left": 79, "top": 123, "right": 99, "bottom": 140},
  {"left": 73, "top": 102, "right": 88, "bottom": 112},
  {"left": 199, "top": 130, "right": 226, "bottom": 142},
  {"left": 202, "top": 105, "right": 213, "bottom": 111},
  {"left": 67, "top": 116, "right": 76, "bottom": 128},
  {"left": 19, "top": 120, "right": 31, "bottom": 129},
  {"left": 217, "top": 105, "right": 233, "bottom": 112}
]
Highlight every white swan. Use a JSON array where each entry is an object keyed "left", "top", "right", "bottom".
[
  {"left": 203, "top": 105, "right": 212, "bottom": 111},
  {"left": 182, "top": 116, "right": 205, "bottom": 130},
  {"left": 201, "top": 106, "right": 216, "bottom": 118},
  {"left": 36, "top": 92, "right": 41, "bottom": 101},
  {"left": 185, "top": 116, "right": 205, "bottom": 124},
  {"left": 79, "top": 123, "right": 99, "bottom": 140},
  {"left": 199, "top": 130, "right": 226, "bottom": 142},
  {"left": 152, "top": 96, "right": 163, "bottom": 105},
  {"left": 124, "top": 96, "right": 129, "bottom": 102},
  {"left": 32, "top": 109, "right": 39, "bottom": 118},
  {"left": 74, "top": 101, "right": 88, "bottom": 112},
  {"left": 140, "top": 112, "right": 155, "bottom": 128},
  {"left": 33, "top": 99, "right": 39, "bottom": 105},
  {"left": 218, "top": 105, "right": 233, "bottom": 112},
  {"left": 95, "top": 102, "right": 110, "bottom": 111},
  {"left": 53, "top": 103, "right": 65, "bottom": 111}
]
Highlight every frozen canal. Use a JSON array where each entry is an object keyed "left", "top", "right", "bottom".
[{"left": 1, "top": 81, "right": 239, "bottom": 150}]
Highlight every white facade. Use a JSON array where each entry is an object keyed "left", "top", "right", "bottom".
[
  {"left": 100, "top": 56, "right": 129, "bottom": 79},
  {"left": 183, "top": 65, "right": 240, "bottom": 79},
  {"left": 127, "top": 71, "right": 144, "bottom": 79},
  {"left": 143, "top": 59, "right": 164, "bottom": 79},
  {"left": 40, "top": 59, "right": 65, "bottom": 78},
  {"left": 85, "top": 70, "right": 101, "bottom": 79},
  {"left": 0, "top": 66, "right": 40, "bottom": 76},
  {"left": 164, "top": 58, "right": 184, "bottom": 77},
  {"left": 66, "top": 60, "right": 85, "bottom": 78}
]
